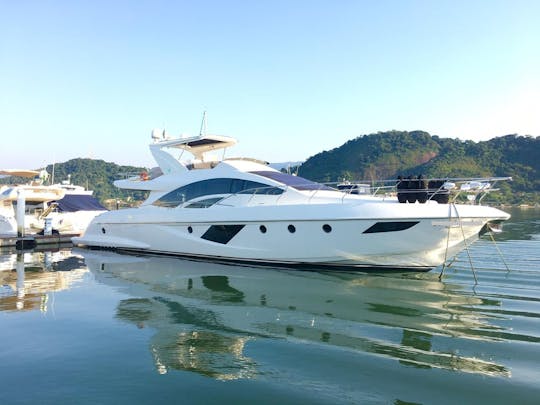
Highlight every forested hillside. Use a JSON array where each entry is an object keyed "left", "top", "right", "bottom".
[
  {"left": 298, "top": 131, "right": 539, "bottom": 204},
  {"left": 43, "top": 159, "right": 148, "bottom": 203},
  {"left": 0, "top": 158, "right": 147, "bottom": 204}
]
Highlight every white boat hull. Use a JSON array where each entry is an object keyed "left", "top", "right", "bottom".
[{"left": 74, "top": 201, "right": 509, "bottom": 271}]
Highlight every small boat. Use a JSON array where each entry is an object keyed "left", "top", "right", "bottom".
[{"left": 73, "top": 118, "right": 511, "bottom": 271}]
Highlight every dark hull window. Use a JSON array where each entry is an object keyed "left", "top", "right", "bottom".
[
  {"left": 201, "top": 224, "right": 245, "bottom": 244},
  {"left": 363, "top": 221, "right": 419, "bottom": 234}
]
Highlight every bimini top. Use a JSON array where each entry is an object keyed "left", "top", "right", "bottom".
[
  {"left": 148, "top": 131, "right": 239, "bottom": 176},
  {"left": 151, "top": 132, "right": 238, "bottom": 161}
]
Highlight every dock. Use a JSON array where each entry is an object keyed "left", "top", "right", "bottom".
[{"left": 0, "top": 233, "right": 79, "bottom": 249}]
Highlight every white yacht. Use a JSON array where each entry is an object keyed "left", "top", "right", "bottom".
[
  {"left": 0, "top": 169, "right": 106, "bottom": 236},
  {"left": 0, "top": 169, "right": 66, "bottom": 236},
  {"left": 73, "top": 126, "right": 510, "bottom": 271}
]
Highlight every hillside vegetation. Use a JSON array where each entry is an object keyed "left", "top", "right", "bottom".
[
  {"left": 298, "top": 131, "right": 539, "bottom": 205},
  {"left": 43, "top": 159, "right": 149, "bottom": 203},
  {"left": 1, "top": 158, "right": 147, "bottom": 204}
]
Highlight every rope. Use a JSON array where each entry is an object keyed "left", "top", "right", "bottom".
[
  {"left": 453, "top": 203, "right": 478, "bottom": 284},
  {"left": 488, "top": 231, "right": 511, "bottom": 273},
  {"left": 439, "top": 204, "right": 454, "bottom": 281}
]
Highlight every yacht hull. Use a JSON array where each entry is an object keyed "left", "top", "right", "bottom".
[{"left": 73, "top": 202, "right": 509, "bottom": 271}]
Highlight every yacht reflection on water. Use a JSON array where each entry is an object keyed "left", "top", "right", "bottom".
[
  {"left": 81, "top": 249, "right": 511, "bottom": 379},
  {"left": 117, "top": 297, "right": 256, "bottom": 380},
  {"left": 0, "top": 249, "right": 87, "bottom": 312}
]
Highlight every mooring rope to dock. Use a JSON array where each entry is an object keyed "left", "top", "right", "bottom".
[{"left": 487, "top": 230, "right": 511, "bottom": 273}]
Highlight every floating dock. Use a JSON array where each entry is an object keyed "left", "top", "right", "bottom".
[{"left": 0, "top": 233, "right": 79, "bottom": 249}]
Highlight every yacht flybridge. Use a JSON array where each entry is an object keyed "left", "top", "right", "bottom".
[{"left": 73, "top": 125, "right": 511, "bottom": 271}]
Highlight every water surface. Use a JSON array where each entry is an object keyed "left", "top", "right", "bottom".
[{"left": 1, "top": 208, "right": 539, "bottom": 404}]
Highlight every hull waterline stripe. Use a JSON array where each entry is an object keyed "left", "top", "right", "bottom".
[{"left": 109, "top": 247, "right": 434, "bottom": 272}]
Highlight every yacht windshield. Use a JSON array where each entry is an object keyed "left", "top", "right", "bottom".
[
  {"left": 250, "top": 171, "right": 333, "bottom": 191},
  {"left": 152, "top": 177, "right": 283, "bottom": 208}
]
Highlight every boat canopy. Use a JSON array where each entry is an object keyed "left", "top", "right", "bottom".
[
  {"left": 148, "top": 132, "right": 239, "bottom": 175},
  {"left": 0, "top": 169, "right": 40, "bottom": 178},
  {"left": 152, "top": 134, "right": 238, "bottom": 161},
  {"left": 54, "top": 194, "right": 107, "bottom": 212}
]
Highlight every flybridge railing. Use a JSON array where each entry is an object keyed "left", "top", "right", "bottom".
[
  {"left": 327, "top": 176, "right": 512, "bottom": 204},
  {"left": 214, "top": 176, "right": 512, "bottom": 207}
]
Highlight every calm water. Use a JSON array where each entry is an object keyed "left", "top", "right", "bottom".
[{"left": 1, "top": 208, "right": 539, "bottom": 404}]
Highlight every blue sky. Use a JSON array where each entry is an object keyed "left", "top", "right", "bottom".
[{"left": 1, "top": 0, "right": 539, "bottom": 169}]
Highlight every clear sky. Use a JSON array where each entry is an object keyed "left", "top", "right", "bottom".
[{"left": 1, "top": 0, "right": 539, "bottom": 169}]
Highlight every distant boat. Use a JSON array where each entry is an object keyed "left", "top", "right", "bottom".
[
  {"left": 0, "top": 169, "right": 66, "bottom": 236},
  {"left": 0, "top": 169, "right": 106, "bottom": 236},
  {"left": 73, "top": 116, "right": 511, "bottom": 271}
]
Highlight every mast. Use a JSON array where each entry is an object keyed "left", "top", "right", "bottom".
[{"left": 199, "top": 111, "right": 208, "bottom": 137}]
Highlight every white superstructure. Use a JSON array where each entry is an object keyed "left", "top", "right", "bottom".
[{"left": 73, "top": 125, "right": 510, "bottom": 271}]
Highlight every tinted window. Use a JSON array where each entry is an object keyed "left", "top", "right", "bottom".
[
  {"left": 185, "top": 197, "right": 223, "bottom": 208},
  {"left": 250, "top": 171, "right": 333, "bottom": 191},
  {"left": 237, "top": 180, "right": 283, "bottom": 195},
  {"left": 153, "top": 178, "right": 283, "bottom": 208}
]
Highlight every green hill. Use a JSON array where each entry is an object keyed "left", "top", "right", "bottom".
[
  {"left": 0, "top": 158, "right": 148, "bottom": 204},
  {"left": 298, "top": 131, "right": 539, "bottom": 205},
  {"left": 43, "top": 159, "right": 149, "bottom": 203}
]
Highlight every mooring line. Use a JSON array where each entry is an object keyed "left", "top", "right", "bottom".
[
  {"left": 488, "top": 231, "right": 511, "bottom": 273},
  {"left": 439, "top": 204, "right": 454, "bottom": 281},
  {"left": 453, "top": 203, "right": 478, "bottom": 284}
]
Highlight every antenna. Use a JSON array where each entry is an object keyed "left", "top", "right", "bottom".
[{"left": 199, "top": 111, "right": 208, "bottom": 136}]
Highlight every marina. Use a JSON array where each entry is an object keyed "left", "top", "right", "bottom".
[
  {"left": 0, "top": 207, "right": 539, "bottom": 404},
  {"left": 3, "top": 2, "right": 538, "bottom": 404}
]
